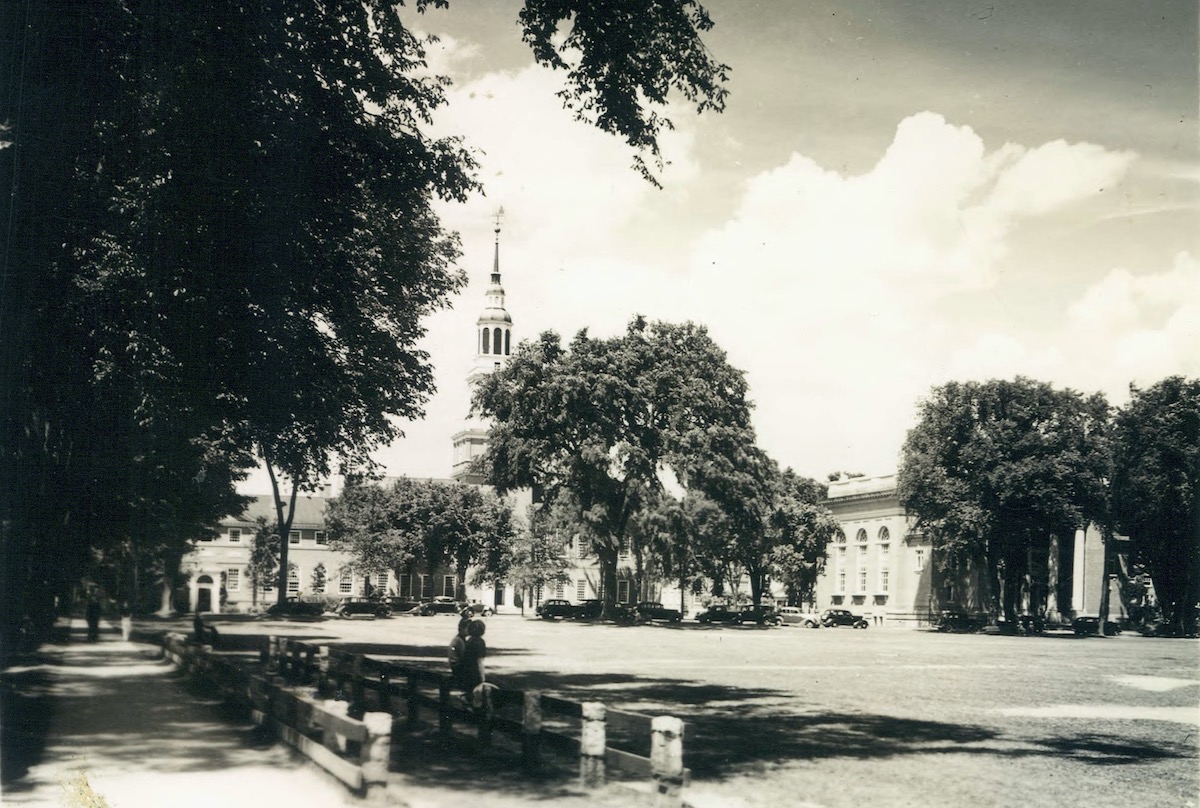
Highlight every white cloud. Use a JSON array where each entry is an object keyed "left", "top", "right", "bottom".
[{"left": 362, "top": 108, "right": 1148, "bottom": 489}]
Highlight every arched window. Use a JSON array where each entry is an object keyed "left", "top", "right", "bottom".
[
  {"left": 878, "top": 526, "right": 890, "bottom": 542},
  {"left": 835, "top": 529, "right": 846, "bottom": 544},
  {"left": 492, "top": 327, "right": 502, "bottom": 355},
  {"left": 855, "top": 528, "right": 868, "bottom": 544},
  {"left": 481, "top": 328, "right": 489, "bottom": 354},
  {"left": 505, "top": 329, "right": 511, "bottom": 355}
]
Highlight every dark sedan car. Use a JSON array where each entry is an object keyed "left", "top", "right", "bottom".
[
  {"left": 696, "top": 604, "right": 742, "bottom": 624},
  {"left": 821, "top": 608, "right": 869, "bottom": 629},
  {"left": 336, "top": 597, "right": 391, "bottom": 618},
  {"left": 266, "top": 597, "right": 326, "bottom": 617},
  {"left": 572, "top": 599, "right": 604, "bottom": 620},
  {"left": 737, "top": 606, "right": 783, "bottom": 626},
  {"left": 416, "top": 596, "right": 462, "bottom": 616},
  {"left": 637, "top": 601, "right": 683, "bottom": 623},
  {"left": 536, "top": 598, "right": 575, "bottom": 619}
]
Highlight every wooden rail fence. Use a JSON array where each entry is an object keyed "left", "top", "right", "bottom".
[{"left": 161, "top": 632, "right": 689, "bottom": 805}]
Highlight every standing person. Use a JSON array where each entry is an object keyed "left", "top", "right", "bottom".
[
  {"left": 85, "top": 597, "right": 101, "bottom": 642},
  {"left": 461, "top": 619, "right": 487, "bottom": 695},
  {"left": 119, "top": 602, "right": 133, "bottom": 641},
  {"left": 447, "top": 617, "right": 470, "bottom": 689}
]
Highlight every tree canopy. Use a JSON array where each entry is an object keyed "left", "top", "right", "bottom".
[
  {"left": 1111, "top": 376, "right": 1200, "bottom": 635},
  {"left": 1, "top": 0, "right": 730, "bottom": 639},
  {"left": 326, "top": 477, "right": 513, "bottom": 598},
  {"left": 897, "top": 377, "right": 1111, "bottom": 622},
  {"left": 471, "top": 317, "right": 755, "bottom": 613}
]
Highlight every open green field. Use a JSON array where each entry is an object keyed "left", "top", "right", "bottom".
[{"left": 185, "top": 612, "right": 1200, "bottom": 808}]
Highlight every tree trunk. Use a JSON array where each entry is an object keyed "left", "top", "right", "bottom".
[{"left": 597, "top": 545, "right": 619, "bottom": 617}]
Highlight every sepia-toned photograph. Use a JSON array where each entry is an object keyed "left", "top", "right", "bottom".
[{"left": 2, "top": 2, "right": 1197, "bottom": 807}]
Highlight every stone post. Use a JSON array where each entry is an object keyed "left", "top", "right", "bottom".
[
  {"left": 521, "top": 690, "right": 542, "bottom": 773},
  {"left": 406, "top": 673, "right": 420, "bottom": 728},
  {"left": 437, "top": 679, "right": 452, "bottom": 735},
  {"left": 579, "top": 702, "right": 606, "bottom": 788},
  {"left": 361, "top": 711, "right": 393, "bottom": 805},
  {"left": 651, "top": 716, "right": 684, "bottom": 808},
  {"left": 317, "top": 646, "right": 331, "bottom": 697}
]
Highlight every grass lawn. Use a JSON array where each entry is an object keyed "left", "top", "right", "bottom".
[{"left": 161, "top": 613, "right": 1200, "bottom": 807}]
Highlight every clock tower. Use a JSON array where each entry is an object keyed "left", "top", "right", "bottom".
[{"left": 452, "top": 212, "right": 512, "bottom": 483}]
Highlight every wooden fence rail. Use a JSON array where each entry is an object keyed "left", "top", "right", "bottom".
[{"left": 160, "top": 632, "right": 688, "bottom": 805}]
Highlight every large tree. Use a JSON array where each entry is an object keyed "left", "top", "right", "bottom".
[
  {"left": 897, "top": 377, "right": 1111, "bottom": 623},
  {"left": 472, "top": 318, "right": 754, "bottom": 615},
  {"left": 2, "top": 0, "right": 732, "bottom": 632},
  {"left": 1111, "top": 377, "right": 1200, "bottom": 636},
  {"left": 326, "top": 477, "right": 512, "bottom": 598},
  {"left": 769, "top": 470, "right": 840, "bottom": 607}
]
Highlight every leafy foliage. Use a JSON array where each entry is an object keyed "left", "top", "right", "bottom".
[
  {"left": 897, "top": 377, "right": 1111, "bottom": 620},
  {"left": 472, "top": 318, "right": 754, "bottom": 612},
  {"left": 326, "top": 477, "right": 513, "bottom": 596},
  {"left": 1, "top": 0, "right": 730, "bottom": 634},
  {"left": 1111, "top": 376, "right": 1200, "bottom": 635}
]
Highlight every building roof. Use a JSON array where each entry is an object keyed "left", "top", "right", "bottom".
[
  {"left": 220, "top": 494, "right": 328, "bottom": 528},
  {"left": 826, "top": 473, "right": 897, "bottom": 501}
]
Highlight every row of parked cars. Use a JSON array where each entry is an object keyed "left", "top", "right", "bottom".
[
  {"left": 534, "top": 598, "right": 871, "bottom": 629},
  {"left": 266, "top": 595, "right": 493, "bottom": 619}
]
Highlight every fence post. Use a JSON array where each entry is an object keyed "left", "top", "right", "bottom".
[
  {"left": 651, "top": 716, "right": 684, "bottom": 808},
  {"left": 579, "top": 702, "right": 606, "bottom": 788},
  {"left": 351, "top": 655, "right": 366, "bottom": 717},
  {"left": 361, "top": 711, "right": 393, "bottom": 805},
  {"left": 317, "top": 646, "right": 331, "bottom": 696},
  {"left": 265, "top": 635, "right": 280, "bottom": 675},
  {"left": 438, "top": 679, "right": 452, "bottom": 735},
  {"left": 522, "top": 691, "right": 542, "bottom": 773},
  {"left": 406, "top": 673, "right": 420, "bottom": 728},
  {"left": 377, "top": 667, "right": 392, "bottom": 713}
]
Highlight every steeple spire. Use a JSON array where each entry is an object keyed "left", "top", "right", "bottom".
[{"left": 492, "top": 206, "right": 504, "bottom": 282}]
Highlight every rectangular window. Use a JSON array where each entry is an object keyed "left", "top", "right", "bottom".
[
  {"left": 879, "top": 545, "right": 890, "bottom": 593},
  {"left": 618, "top": 538, "right": 629, "bottom": 560},
  {"left": 617, "top": 580, "right": 630, "bottom": 603},
  {"left": 376, "top": 571, "right": 389, "bottom": 593},
  {"left": 915, "top": 548, "right": 926, "bottom": 572},
  {"left": 315, "top": 530, "right": 327, "bottom": 545},
  {"left": 554, "top": 581, "right": 564, "bottom": 599},
  {"left": 534, "top": 583, "right": 543, "bottom": 604},
  {"left": 857, "top": 565, "right": 868, "bottom": 594},
  {"left": 837, "top": 547, "right": 847, "bottom": 594},
  {"left": 443, "top": 575, "right": 456, "bottom": 599},
  {"left": 312, "top": 573, "right": 325, "bottom": 594},
  {"left": 399, "top": 575, "right": 412, "bottom": 598},
  {"left": 339, "top": 571, "right": 353, "bottom": 594},
  {"left": 880, "top": 569, "right": 890, "bottom": 593},
  {"left": 577, "top": 537, "right": 589, "bottom": 559},
  {"left": 420, "top": 574, "right": 433, "bottom": 599},
  {"left": 577, "top": 580, "right": 587, "bottom": 600},
  {"left": 288, "top": 567, "right": 300, "bottom": 593},
  {"left": 226, "top": 569, "right": 240, "bottom": 591},
  {"left": 494, "top": 584, "right": 506, "bottom": 606},
  {"left": 228, "top": 528, "right": 241, "bottom": 543},
  {"left": 289, "top": 530, "right": 300, "bottom": 545}
]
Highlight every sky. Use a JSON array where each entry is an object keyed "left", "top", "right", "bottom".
[{"left": 245, "top": 0, "right": 1198, "bottom": 494}]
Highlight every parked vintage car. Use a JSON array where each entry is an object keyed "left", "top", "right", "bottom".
[
  {"left": 336, "top": 597, "right": 391, "bottom": 618},
  {"left": 388, "top": 597, "right": 423, "bottom": 615},
  {"left": 416, "top": 596, "right": 462, "bottom": 616},
  {"left": 266, "top": 597, "right": 326, "bottom": 617},
  {"left": 572, "top": 599, "right": 604, "bottom": 620},
  {"left": 737, "top": 606, "right": 783, "bottom": 626},
  {"left": 937, "top": 610, "right": 988, "bottom": 633},
  {"left": 821, "top": 608, "right": 869, "bottom": 629},
  {"left": 636, "top": 601, "right": 683, "bottom": 623},
  {"left": 462, "top": 601, "right": 496, "bottom": 618},
  {"left": 536, "top": 598, "right": 576, "bottom": 620},
  {"left": 696, "top": 604, "right": 742, "bottom": 624},
  {"left": 1072, "top": 616, "right": 1122, "bottom": 636},
  {"left": 776, "top": 606, "right": 825, "bottom": 627}
]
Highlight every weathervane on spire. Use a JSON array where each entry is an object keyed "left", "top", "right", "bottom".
[{"left": 493, "top": 206, "right": 505, "bottom": 240}]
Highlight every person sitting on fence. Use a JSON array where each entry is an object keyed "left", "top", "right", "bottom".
[
  {"left": 192, "top": 611, "right": 219, "bottom": 646},
  {"left": 448, "top": 617, "right": 470, "bottom": 689},
  {"left": 462, "top": 619, "right": 496, "bottom": 718}
]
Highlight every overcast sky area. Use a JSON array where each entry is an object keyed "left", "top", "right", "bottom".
[{"left": 245, "top": 0, "right": 1198, "bottom": 494}]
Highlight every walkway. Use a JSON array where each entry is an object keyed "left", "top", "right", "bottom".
[{"left": 0, "top": 620, "right": 634, "bottom": 808}]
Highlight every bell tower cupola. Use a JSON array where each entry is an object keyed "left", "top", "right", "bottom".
[{"left": 454, "top": 208, "right": 514, "bottom": 482}]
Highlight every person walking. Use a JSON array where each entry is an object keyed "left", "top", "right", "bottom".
[{"left": 85, "top": 597, "right": 101, "bottom": 642}]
